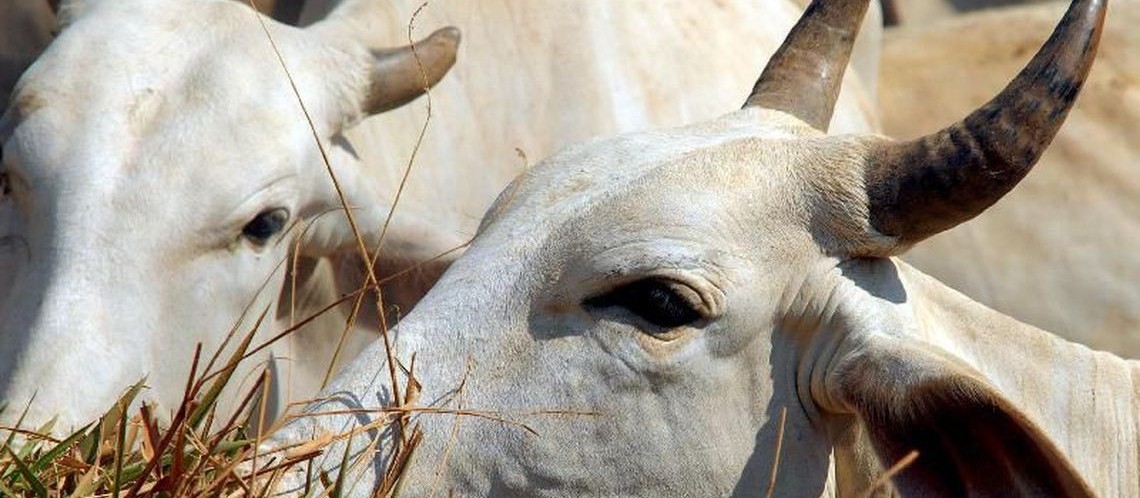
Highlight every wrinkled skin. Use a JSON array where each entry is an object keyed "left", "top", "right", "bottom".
[
  {"left": 0, "top": 0, "right": 462, "bottom": 431},
  {"left": 884, "top": 1, "right": 1140, "bottom": 357},
  {"left": 269, "top": 1, "right": 1137, "bottom": 496}
]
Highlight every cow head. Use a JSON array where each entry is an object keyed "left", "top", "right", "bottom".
[
  {"left": 0, "top": 0, "right": 461, "bottom": 431},
  {"left": 271, "top": 0, "right": 1105, "bottom": 495}
]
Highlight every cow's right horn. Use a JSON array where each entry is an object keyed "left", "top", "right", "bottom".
[{"left": 864, "top": 0, "right": 1106, "bottom": 245}]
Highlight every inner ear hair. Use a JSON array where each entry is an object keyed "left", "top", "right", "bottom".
[{"left": 827, "top": 338, "right": 1094, "bottom": 497}]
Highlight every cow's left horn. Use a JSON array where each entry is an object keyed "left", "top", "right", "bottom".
[
  {"left": 363, "top": 27, "right": 460, "bottom": 115},
  {"left": 864, "top": 0, "right": 1106, "bottom": 244},
  {"left": 743, "top": 0, "right": 871, "bottom": 131}
]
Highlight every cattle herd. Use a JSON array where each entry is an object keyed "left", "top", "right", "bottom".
[{"left": 0, "top": 0, "right": 1135, "bottom": 496}]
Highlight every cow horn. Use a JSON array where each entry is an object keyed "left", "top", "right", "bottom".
[
  {"left": 865, "top": 0, "right": 1106, "bottom": 244},
  {"left": 743, "top": 0, "right": 871, "bottom": 131},
  {"left": 363, "top": 27, "right": 460, "bottom": 115}
]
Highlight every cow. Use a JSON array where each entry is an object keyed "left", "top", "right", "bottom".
[
  {"left": 882, "top": 0, "right": 1140, "bottom": 357},
  {"left": 267, "top": 0, "right": 1135, "bottom": 496},
  {"left": 0, "top": 0, "right": 464, "bottom": 432},
  {"left": 0, "top": 0, "right": 884, "bottom": 434}
]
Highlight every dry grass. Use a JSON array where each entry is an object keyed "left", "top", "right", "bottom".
[{"left": 0, "top": 333, "right": 299, "bottom": 497}]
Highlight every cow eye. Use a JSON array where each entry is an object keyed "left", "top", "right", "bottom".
[
  {"left": 0, "top": 172, "right": 9, "bottom": 197},
  {"left": 242, "top": 208, "right": 289, "bottom": 246},
  {"left": 584, "top": 279, "right": 704, "bottom": 330}
]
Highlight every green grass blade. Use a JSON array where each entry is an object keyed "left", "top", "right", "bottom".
[
  {"left": 82, "top": 378, "right": 146, "bottom": 465},
  {"left": 111, "top": 405, "right": 129, "bottom": 498},
  {"left": 330, "top": 438, "right": 353, "bottom": 498},
  {"left": 101, "top": 378, "right": 147, "bottom": 440},
  {"left": 14, "top": 417, "right": 56, "bottom": 461},
  {"left": 3, "top": 444, "right": 47, "bottom": 498},
  {"left": 213, "top": 439, "right": 253, "bottom": 455},
  {"left": 190, "top": 305, "right": 269, "bottom": 429},
  {"left": 0, "top": 395, "right": 36, "bottom": 479},
  {"left": 29, "top": 422, "right": 93, "bottom": 474}
]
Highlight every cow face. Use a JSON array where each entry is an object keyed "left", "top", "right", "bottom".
[
  {"left": 277, "top": 109, "right": 888, "bottom": 496},
  {"left": 271, "top": 0, "right": 1105, "bottom": 495},
  {"left": 0, "top": 0, "right": 459, "bottom": 431}
]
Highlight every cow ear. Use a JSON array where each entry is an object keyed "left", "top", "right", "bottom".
[
  {"left": 826, "top": 338, "right": 1094, "bottom": 497},
  {"left": 298, "top": 202, "right": 465, "bottom": 272},
  {"left": 296, "top": 204, "right": 464, "bottom": 326}
]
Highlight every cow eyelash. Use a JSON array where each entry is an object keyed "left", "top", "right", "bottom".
[{"left": 584, "top": 278, "right": 705, "bottom": 330}]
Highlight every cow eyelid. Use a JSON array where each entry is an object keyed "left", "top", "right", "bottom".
[{"left": 584, "top": 278, "right": 705, "bottom": 331}]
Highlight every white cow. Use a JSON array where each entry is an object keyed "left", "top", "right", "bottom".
[
  {"left": 270, "top": 0, "right": 1134, "bottom": 496},
  {"left": 0, "top": 0, "right": 462, "bottom": 431},
  {"left": 0, "top": 0, "right": 883, "bottom": 433}
]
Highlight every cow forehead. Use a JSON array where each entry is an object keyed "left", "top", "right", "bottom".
[
  {"left": 12, "top": 0, "right": 333, "bottom": 160},
  {"left": 5, "top": 2, "right": 336, "bottom": 211},
  {"left": 477, "top": 111, "right": 845, "bottom": 257}
]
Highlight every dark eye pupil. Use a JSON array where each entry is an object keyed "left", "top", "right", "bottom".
[
  {"left": 584, "top": 279, "right": 703, "bottom": 329},
  {"left": 242, "top": 208, "right": 288, "bottom": 245}
]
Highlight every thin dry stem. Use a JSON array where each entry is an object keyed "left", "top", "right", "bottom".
[
  {"left": 857, "top": 450, "right": 919, "bottom": 498},
  {"left": 763, "top": 406, "right": 788, "bottom": 498},
  {"left": 425, "top": 357, "right": 474, "bottom": 498}
]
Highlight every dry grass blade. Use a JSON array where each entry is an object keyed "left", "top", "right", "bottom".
[
  {"left": 857, "top": 450, "right": 919, "bottom": 498},
  {"left": 377, "top": 425, "right": 424, "bottom": 498},
  {"left": 425, "top": 358, "right": 473, "bottom": 498},
  {"left": 763, "top": 406, "right": 788, "bottom": 498}
]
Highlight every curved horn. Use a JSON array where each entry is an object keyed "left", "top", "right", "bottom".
[
  {"left": 363, "top": 27, "right": 460, "bottom": 115},
  {"left": 865, "top": 0, "right": 1106, "bottom": 244},
  {"left": 743, "top": 0, "right": 871, "bottom": 131}
]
